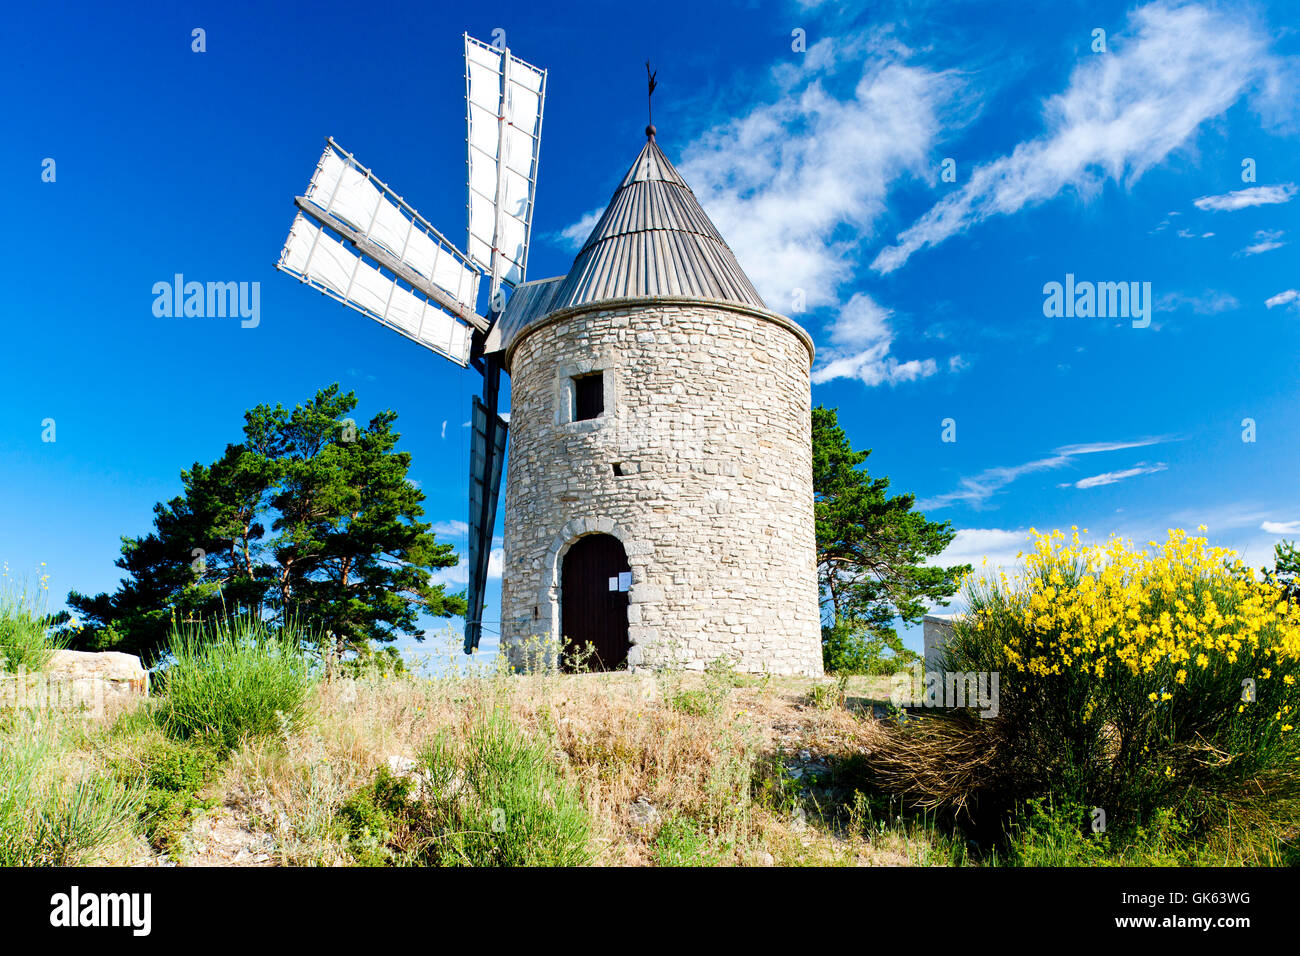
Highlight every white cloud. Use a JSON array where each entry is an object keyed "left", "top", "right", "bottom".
[
  {"left": 559, "top": 30, "right": 965, "bottom": 386},
  {"left": 429, "top": 547, "right": 503, "bottom": 588},
  {"left": 1071, "top": 462, "right": 1168, "bottom": 489},
  {"left": 1166, "top": 502, "right": 1272, "bottom": 532},
  {"left": 430, "top": 520, "right": 468, "bottom": 539},
  {"left": 1236, "top": 228, "right": 1286, "bottom": 256},
  {"left": 554, "top": 207, "right": 604, "bottom": 252},
  {"left": 677, "top": 36, "right": 957, "bottom": 308},
  {"left": 918, "top": 436, "right": 1171, "bottom": 510},
  {"left": 810, "top": 292, "right": 939, "bottom": 386},
  {"left": 1193, "top": 183, "right": 1297, "bottom": 212},
  {"left": 932, "top": 528, "right": 1031, "bottom": 572},
  {"left": 1262, "top": 520, "right": 1300, "bottom": 535},
  {"left": 872, "top": 2, "right": 1282, "bottom": 274},
  {"left": 1265, "top": 289, "right": 1300, "bottom": 310},
  {"left": 1155, "top": 290, "right": 1239, "bottom": 314}
]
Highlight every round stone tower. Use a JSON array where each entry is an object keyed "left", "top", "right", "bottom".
[{"left": 495, "top": 131, "right": 823, "bottom": 676}]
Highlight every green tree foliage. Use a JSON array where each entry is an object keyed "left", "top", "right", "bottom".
[
  {"left": 1264, "top": 540, "right": 1300, "bottom": 604},
  {"left": 812, "top": 405, "right": 968, "bottom": 672},
  {"left": 67, "top": 385, "right": 464, "bottom": 661}
]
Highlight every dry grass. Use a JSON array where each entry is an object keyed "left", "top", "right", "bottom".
[
  {"left": 1, "top": 659, "right": 954, "bottom": 867},
  {"left": 212, "top": 667, "right": 944, "bottom": 867}
]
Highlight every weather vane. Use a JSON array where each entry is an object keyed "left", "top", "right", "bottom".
[{"left": 645, "top": 60, "right": 658, "bottom": 135}]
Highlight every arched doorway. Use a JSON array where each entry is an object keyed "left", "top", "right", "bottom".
[{"left": 560, "top": 533, "right": 631, "bottom": 671}]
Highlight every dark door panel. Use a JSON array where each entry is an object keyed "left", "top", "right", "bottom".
[{"left": 561, "top": 534, "right": 631, "bottom": 671}]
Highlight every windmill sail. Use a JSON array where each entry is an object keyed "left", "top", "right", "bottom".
[
  {"left": 279, "top": 213, "right": 475, "bottom": 364},
  {"left": 277, "top": 139, "right": 486, "bottom": 366},
  {"left": 467, "top": 393, "right": 508, "bottom": 652},
  {"left": 302, "top": 141, "right": 481, "bottom": 309},
  {"left": 465, "top": 34, "right": 547, "bottom": 293}
]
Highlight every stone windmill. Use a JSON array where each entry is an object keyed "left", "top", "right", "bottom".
[{"left": 277, "top": 35, "right": 823, "bottom": 676}]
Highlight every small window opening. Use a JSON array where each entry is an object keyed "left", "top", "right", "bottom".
[
  {"left": 612, "top": 461, "right": 625, "bottom": 476},
  {"left": 573, "top": 372, "right": 604, "bottom": 421}
]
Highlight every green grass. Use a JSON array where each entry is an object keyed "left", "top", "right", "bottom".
[
  {"left": 0, "top": 717, "right": 141, "bottom": 865},
  {"left": 806, "top": 675, "right": 849, "bottom": 710},
  {"left": 155, "top": 615, "right": 315, "bottom": 751},
  {"left": 337, "top": 710, "right": 592, "bottom": 867},
  {"left": 653, "top": 816, "right": 716, "bottom": 866},
  {"left": 108, "top": 715, "right": 223, "bottom": 856},
  {"left": 0, "top": 581, "right": 60, "bottom": 673}
]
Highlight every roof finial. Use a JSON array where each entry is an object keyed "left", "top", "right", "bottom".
[{"left": 645, "top": 60, "right": 658, "bottom": 140}]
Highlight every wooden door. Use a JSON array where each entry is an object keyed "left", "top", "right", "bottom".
[{"left": 561, "top": 534, "right": 631, "bottom": 671}]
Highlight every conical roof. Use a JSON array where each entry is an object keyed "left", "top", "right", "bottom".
[{"left": 548, "top": 135, "right": 766, "bottom": 311}]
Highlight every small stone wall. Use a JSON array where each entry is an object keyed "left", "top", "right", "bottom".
[{"left": 0, "top": 649, "right": 148, "bottom": 718}]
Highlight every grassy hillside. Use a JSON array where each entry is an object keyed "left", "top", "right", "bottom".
[{"left": 5, "top": 538, "right": 1298, "bottom": 867}]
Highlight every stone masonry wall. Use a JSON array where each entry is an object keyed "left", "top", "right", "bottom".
[{"left": 500, "top": 300, "right": 824, "bottom": 676}]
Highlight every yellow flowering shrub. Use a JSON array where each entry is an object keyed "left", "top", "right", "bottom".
[{"left": 943, "top": 528, "right": 1300, "bottom": 836}]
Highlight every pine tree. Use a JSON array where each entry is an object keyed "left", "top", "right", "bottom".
[
  {"left": 67, "top": 385, "right": 464, "bottom": 661},
  {"left": 812, "top": 405, "right": 968, "bottom": 672}
]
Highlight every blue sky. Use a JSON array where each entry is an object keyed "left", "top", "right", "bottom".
[{"left": 2, "top": 0, "right": 1298, "bottom": 660}]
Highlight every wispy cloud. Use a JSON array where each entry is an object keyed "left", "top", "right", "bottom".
[
  {"left": 1070, "top": 462, "right": 1168, "bottom": 489},
  {"left": 553, "top": 207, "right": 603, "bottom": 252},
  {"left": 1265, "top": 289, "right": 1300, "bottom": 310},
  {"left": 430, "top": 520, "right": 468, "bottom": 539},
  {"left": 1237, "top": 228, "right": 1286, "bottom": 256},
  {"left": 1193, "top": 183, "right": 1297, "bottom": 212},
  {"left": 1156, "top": 290, "right": 1239, "bottom": 314},
  {"left": 872, "top": 1, "right": 1284, "bottom": 274},
  {"left": 553, "top": 30, "right": 964, "bottom": 384},
  {"left": 1262, "top": 520, "right": 1300, "bottom": 535},
  {"left": 931, "top": 527, "right": 1032, "bottom": 573},
  {"left": 1166, "top": 502, "right": 1273, "bottom": 533},
  {"left": 918, "top": 436, "right": 1172, "bottom": 511},
  {"left": 810, "top": 293, "right": 938, "bottom": 386},
  {"left": 430, "top": 547, "right": 502, "bottom": 588},
  {"left": 677, "top": 31, "right": 960, "bottom": 309}
]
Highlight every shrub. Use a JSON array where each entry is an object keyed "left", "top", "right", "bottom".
[
  {"left": 338, "top": 712, "right": 591, "bottom": 866},
  {"left": 155, "top": 616, "right": 314, "bottom": 751},
  {"left": 334, "top": 644, "right": 407, "bottom": 680},
  {"left": 111, "top": 729, "right": 222, "bottom": 854},
  {"left": 0, "top": 581, "right": 59, "bottom": 673},
  {"left": 668, "top": 688, "right": 721, "bottom": 717},
  {"left": 919, "top": 528, "right": 1300, "bottom": 842},
  {"left": 822, "top": 621, "right": 919, "bottom": 675},
  {"left": 0, "top": 720, "right": 141, "bottom": 865},
  {"left": 653, "top": 816, "right": 715, "bottom": 866},
  {"left": 807, "top": 675, "right": 850, "bottom": 710}
]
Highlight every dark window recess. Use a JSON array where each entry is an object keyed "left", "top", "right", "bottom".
[
  {"left": 573, "top": 373, "right": 604, "bottom": 421},
  {"left": 612, "top": 462, "right": 625, "bottom": 476}
]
